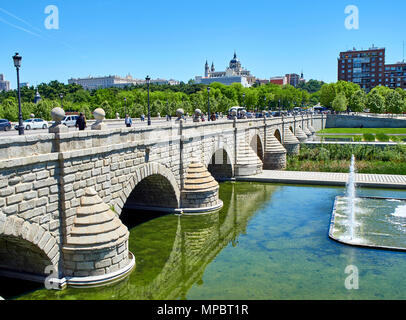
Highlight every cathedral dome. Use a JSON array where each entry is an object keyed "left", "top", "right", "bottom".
[{"left": 229, "top": 52, "right": 241, "bottom": 69}]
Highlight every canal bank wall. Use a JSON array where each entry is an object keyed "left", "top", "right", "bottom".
[
  {"left": 326, "top": 115, "right": 406, "bottom": 128},
  {"left": 304, "top": 141, "right": 402, "bottom": 149}
]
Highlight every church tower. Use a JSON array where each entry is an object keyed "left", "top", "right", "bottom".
[
  {"left": 211, "top": 62, "right": 215, "bottom": 73},
  {"left": 34, "top": 88, "right": 42, "bottom": 104},
  {"left": 205, "top": 60, "right": 210, "bottom": 78}
]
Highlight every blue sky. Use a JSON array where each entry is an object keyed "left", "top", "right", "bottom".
[{"left": 0, "top": 0, "right": 405, "bottom": 89}]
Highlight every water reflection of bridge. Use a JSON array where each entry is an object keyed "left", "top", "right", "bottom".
[
  {"left": 16, "top": 182, "right": 278, "bottom": 299},
  {"left": 84, "top": 182, "right": 277, "bottom": 300}
]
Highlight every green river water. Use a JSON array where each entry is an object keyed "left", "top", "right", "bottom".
[{"left": 2, "top": 182, "right": 406, "bottom": 300}]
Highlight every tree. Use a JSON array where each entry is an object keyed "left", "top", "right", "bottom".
[
  {"left": 297, "top": 79, "right": 325, "bottom": 93},
  {"left": 385, "top": 90, "right": 404, "bottom": 114},
  {"left": 366, "top": 92, "right": 385, "bottom": 114},
  {"left": 349, "top": 90, "right": 366, "bottom": 112},
  {"left": 332, "top": 93, "right": 348, "bottom": 112},
  {"left": 320, "top": 83, "right": 336, "bottom": 107}
]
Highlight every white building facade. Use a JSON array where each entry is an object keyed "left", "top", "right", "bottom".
[
  {"left": 68, "top": 74, "right": 180, "bottom": 90},
  {"left": 0, "top": 74, "right": 10, "bottom": 92}
]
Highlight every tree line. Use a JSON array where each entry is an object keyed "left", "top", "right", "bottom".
[
  {"left": 0, "top": 79, "right": 404, "bottom": 121},
  {"left": 320, "top": 81, "right": 406, "bottom": 114},
  {"left": 0, "top": 80, "right": 322, "bottom": 121}
]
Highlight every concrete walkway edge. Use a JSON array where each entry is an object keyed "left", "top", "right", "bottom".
[{"left": 236, "top": 170, "right": 406, "bottom": 189}]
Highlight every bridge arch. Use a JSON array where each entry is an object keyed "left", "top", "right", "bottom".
[
  {"left": 206, "top": 146, "right": 234, "bottom": 180},
  {"left": 274, "top": 128, "right": 282, "bottom": 143},
  {"left": 0, "top": 215, "right": 59, "bottom": 278},
  {"left": 114, "top": 162, "right": 181, "bottom": 214},
  {"left": 249, "top": 132, "right": 264, "bottom": 161}
]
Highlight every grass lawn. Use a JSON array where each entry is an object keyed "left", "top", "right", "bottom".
[{"left": 318, "top": 128, "right": 406, "bottom": 134}]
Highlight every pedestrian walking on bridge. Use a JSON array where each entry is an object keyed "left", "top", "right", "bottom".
[{"left": 125, "top": 114, "right": 132, "bottom": 127}]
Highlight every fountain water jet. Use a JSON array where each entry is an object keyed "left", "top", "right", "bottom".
[
  {"left": 346, "top": 155, "right": 356, "bottom": 240},
  {"left": 330, "top": 155, "right": 406, "bottom": 251}
]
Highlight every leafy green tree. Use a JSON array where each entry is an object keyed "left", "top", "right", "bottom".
[
  {"left": 385, "top": 90, "right": 404, "bottom": 114},
  {"left": 332, "top": 93, "right": 348, "bottom": 112},
  {"left": 349, "top": 90, "right": 366, "bottom": 112},
  {"left": 297, "top": 79, "right": 325, "bottom": 93},
  {"left": 320, "top": 83, "right": 336, "bottom": 107},
  {"left": 366, "top": 91, "right": 385, "bottom": 114},
  {"left": 1, "top": 98, "right": 18, "bottom": 121}
]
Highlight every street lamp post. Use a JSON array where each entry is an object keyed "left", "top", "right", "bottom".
[
  {"left": 146, "top": 76, "right": 151, "bottom": 126},
  {"left": 243, "top": 93, "right": 246, "bottom": 109},
  {"left": 264, "top": 97, "right": 267, "bottom": 111},
  {"left": 207, "top": 86, "right": 211, "bottom": 121},
  {"left": 279, "top": 99, "right": 281, "bottom": 116},
  {"left": 166, "top": 99, "right": 169, "bottom": 121},
  {"left": 60, "top": 93, "right": 64, "bottom": 109},
  {"left": 13, "top": 53, "right": 24, "bottom": 135},
  {"left": 124, "top": 97, "right": 127, "bottom": 116}
]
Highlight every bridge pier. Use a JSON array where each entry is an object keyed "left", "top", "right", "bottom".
[
  {"left": 62, "top": 188, "right": 135, "bottom": 287},
  {"left": 294, "top": 126, "right": 308, "bottom": 142},
  {"left": 235, "top": 139, "right": 263, "bottom": 176},
  {"left": 180, "top": 160, "right": 223, "bottom": 214},
  {"left": 263, "top": 134, "right": 287, "bottom": 170},
  {"left": 283, "top": 127, "right": 301, "bottom": 155}
]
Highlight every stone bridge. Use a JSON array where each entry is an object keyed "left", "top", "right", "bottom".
[{"left": 0, "top": 112, "right": 325, "bottom": 288}]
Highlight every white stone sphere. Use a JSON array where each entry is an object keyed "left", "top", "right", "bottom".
[
  {"left": 195, "top": 109, "right": 202, "bottom": 115},
  {"left": 30, "top": 113, "right": 35, "bottom": 119},
  {"left": 93, "top": 108, "right": 106, "bottom": 121},
  {"left": 51, "top": 107, "right": 65, "bottom": 122},
  {"left": 176, "top": 108, "right": 184, "bottom": 117}
]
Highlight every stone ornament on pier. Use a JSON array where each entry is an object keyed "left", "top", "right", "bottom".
[
  {"left": 176, "top": 108, "right": 184, "bottom": 121},
  {"left": 181, "top": 160, "right": 223, "bottom": 213},
  {"left": 193, "top": 109, "right": 202, "bottom": 122},
  {"left": 283, "top": 127, "right": 300, "bottom": 155},
  {"left": 263, "top": 133, "right": 287, "bottom": 170},
  {"left": 62, "top": 187, "right": 135, "bottom": 286},
  {"left": 49, "top": 107, "right": 69, "bottom": 133},
  {"left": 91, "top": 108, "right": 108, "bottom": 131}
]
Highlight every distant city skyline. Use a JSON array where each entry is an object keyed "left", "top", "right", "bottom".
[{"left": 1, "top": 0, "right": 405, "bottom": 89}]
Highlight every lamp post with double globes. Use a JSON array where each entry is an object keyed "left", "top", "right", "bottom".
[
  {"left": 13, "top": 53, "right": 24, "bottom": 135},
  {"left": 207, "top": 86, "right": 211, "bottom": 121},
  {"left": 146, "top": 76, "right": 151, "bottom": 126}
]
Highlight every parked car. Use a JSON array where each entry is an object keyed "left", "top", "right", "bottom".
[
  {"left": 246, "top": 112, "right": 253, "bottom": 118},
  {"left": 14, "top": 118, "right": 49, "bottom": 130},
  {"left": 0, "top": 119, "right": 12, "bottom": 131},
  {"left": 61, "top": 115, "right": 79, "bottom": 127}
]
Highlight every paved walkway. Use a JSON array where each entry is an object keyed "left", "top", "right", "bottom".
[{"left": 236, "top": 170, "right": 406, "bottom": 189}]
